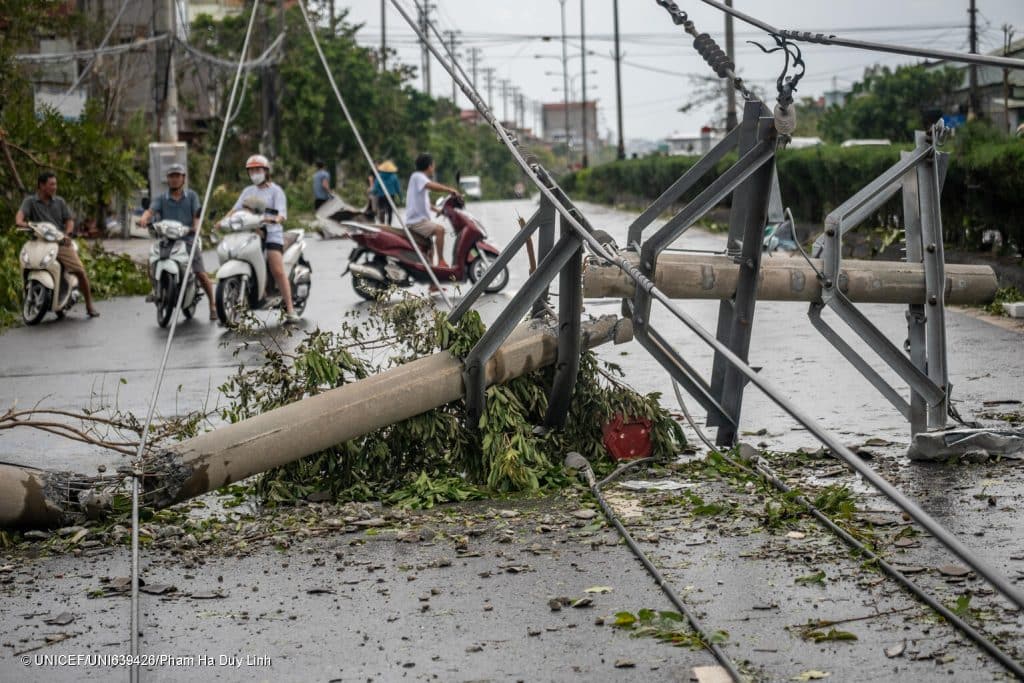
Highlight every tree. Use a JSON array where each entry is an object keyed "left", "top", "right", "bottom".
[{"left": 819, "top": 64, "right": 962, "bottom": 143}]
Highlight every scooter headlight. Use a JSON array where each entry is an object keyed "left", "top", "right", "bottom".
[
  {"left": 41, "top": 249, "right": 56, "bottom": 266},
  {"left": 21, "top": 250, "right": 30, "bottom": 265}
]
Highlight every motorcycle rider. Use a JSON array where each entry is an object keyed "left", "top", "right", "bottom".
[
  {"left": 225, "top": 154, "right": 298, "bottom": 323},
  {"left": 139, "top": 164, "right": 217, "bottom": 320},
  {"left": 405, "top": 153, "right": 461, "bottom": 270},
  {"left": 14, "top": 171, "right": 100, "bottom": 317}
]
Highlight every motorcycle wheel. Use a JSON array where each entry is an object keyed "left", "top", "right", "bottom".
[
  {"left": 216, "top": 275, "right": 245, "bottom": 327},
  {"left": 156, "top": 272, "right": 177, "bottom": 328},
  {"left": 468, "top": 254, "right": 509, "bottom": 294},
  {"left": 22, "top": 281, "right": 51, "bottom": 325},
  {"left": 351, "top": 269, "right": 386, "bottom": 301},
  {"left": 291, "top": 259, "right": 311, "bottom": 316},
  {"left": 183, "top": 296, "right": 197, "bottom": 320}
]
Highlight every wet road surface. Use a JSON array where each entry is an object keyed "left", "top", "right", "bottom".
[{"left": 2, "top": 199, "right": 1023, "bottom": 681}]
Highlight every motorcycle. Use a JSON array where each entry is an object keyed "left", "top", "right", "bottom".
[
  {"left": 18, "top": 221, "right": 80, "bottom": 325},
  {"left": 147, "top": 219, "right": 202, "bottom": 327},
  {"left": 214, "top": 208, "right": 312, "bottom": 326},
  {"left": 324, "top": 193, "right": 509, "bottom": 300}
]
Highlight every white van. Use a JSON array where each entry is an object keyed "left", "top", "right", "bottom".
[{"left": 459, "top": 175, "right": 482, "bottom": 199}]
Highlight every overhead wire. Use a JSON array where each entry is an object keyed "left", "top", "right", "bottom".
[
  {"left": 52, "top": 0, "right": 133, "bottom": 110},
  {"left": 670, "top": 383, "right": 1024, "bottom": 678},
  {"left": 294, "top": 0, "right": 452, "bottom": 307},
  {"left": 392, "top": 0, "right": 1024, "bottom": 619},
  {"left": 126, "top": 3, "right": 262, "bottom": 681}
]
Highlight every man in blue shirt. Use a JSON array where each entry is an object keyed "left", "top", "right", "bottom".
[
  {"left": 140, "top": 164, "right": 217, "bottom": 320},
  {"left": 312, "top": 160, "right": 332, "bottom": 210}
]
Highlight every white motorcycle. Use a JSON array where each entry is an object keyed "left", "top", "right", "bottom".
[
  {"left": 18, "top": 221, "right": 80, "bottom": 325},
  {"left": 214, "top": 210, "right": 311, "bottom": 327},
  {"left": 148, "top": 219, "right": 202, "bottom": 328}
]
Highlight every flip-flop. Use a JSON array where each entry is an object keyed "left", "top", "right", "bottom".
[
  {"left": 209, "top": 311, "right": 218, "bottom": 321},
  {"left": 87, "top": 310, "right": 100, "bottom": 318}
]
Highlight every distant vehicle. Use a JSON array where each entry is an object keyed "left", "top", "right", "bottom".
[
  {"left": 788, "top": 136, "right": 823, "bottom": 149},
  {"left": 459, "top": 175, "right": 482, "bottom": 199},
  {"left": 840, "top": 139, "right": 892, "bottom": 148}
]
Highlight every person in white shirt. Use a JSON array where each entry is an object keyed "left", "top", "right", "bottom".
[
  {"left": 404, "top": 152, "right": 461, "bottom": 268},
  {"left": 227, "top": 154, "right": 298, "bottom": 323}
]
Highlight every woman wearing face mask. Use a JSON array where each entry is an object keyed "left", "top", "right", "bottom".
[{"left": 227, "top": 154, "right": 298, "bottom": 323}]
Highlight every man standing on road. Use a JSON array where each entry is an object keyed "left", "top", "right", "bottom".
[
  {"left": 405, "top": 153, "right": 460, "bottom": 269},
  {"left": 15, "top": 172, "right": 100, "bottom": 317},
  {"left": 372, "top": 160, "right": 401, "bottom": 226},
  {"left": 139, "top": 164, "right": 217, "bottom": 320},
  {"left": 312, "top": 160, "right": 332, "bottom": 210}
]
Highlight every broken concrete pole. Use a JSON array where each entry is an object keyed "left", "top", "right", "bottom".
[
  {"left": 583, "top": 252, "right": 998, "bottom": 305},
  {"left": 0, "top": 316, "right": 632, "bottom": 529}
]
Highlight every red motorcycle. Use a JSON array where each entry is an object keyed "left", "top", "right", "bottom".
[{"left": 328, "top": 194, "right": 509, "bottom": 300}]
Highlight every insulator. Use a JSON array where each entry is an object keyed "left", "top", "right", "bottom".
[
  {"left": 692, "top": 33, "right": 734, "bottom": 79},
  {"left": 773, "top": 103, "right": 797, "bottom": 135}
]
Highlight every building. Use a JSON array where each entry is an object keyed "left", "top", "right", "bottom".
[
  {"left": 542, "top": 101, "right": 599, "bottom": 149},
  {"left": 929, "top": 37, "right": 1024, "bottom": 133},
  {"left": 664, "top": 127, "right": 722, "bottom": 156}
]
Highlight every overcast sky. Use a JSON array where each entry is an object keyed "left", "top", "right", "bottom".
[{"left": 338, "top": 1, "right": 1022, "bottom": 143}]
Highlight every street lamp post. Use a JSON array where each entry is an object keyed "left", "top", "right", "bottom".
[{"left": 559, "top": 0, "right": 571, "bottom": 169}]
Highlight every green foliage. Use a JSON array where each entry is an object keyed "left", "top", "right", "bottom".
[
  {"left": 188, "top": 6, "right": 533, "bottom": 212},
  {"left": 803, "top": 627, "right": 858, "bottom": 643},
  {"left": 564, "top": 137, "right": 1024, "bottom": 252},
  {"left": 220, "top": 295, "right": 686, "bottom": 507},
  {"left": 795, "top": 570, "right": 827, "bottom": 586},
  {"left": 612, "top": 609, "right": 728, "bottom": 648},
  {"left": 819, "top": 64, "right": 963, "bottom": 143},
  {"left": 986, "top": 287, "right": 1024, "bottom": 316}
]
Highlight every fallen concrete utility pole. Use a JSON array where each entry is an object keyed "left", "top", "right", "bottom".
[
  {"left": 583, "top": 252, "right": 998, "bottom": 305},
  {"left": 0, "top": 316, "right": 632, "bottom": 529}
]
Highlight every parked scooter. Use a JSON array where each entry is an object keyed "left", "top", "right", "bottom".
[
  {"left": 324, "top": 194, "right": 508, "bottom": 300},
  {"left": 18, "top": 221, "right": 80, "bottom": 325},
  {"left": 214, "top": 207, "right": 312, "bottom": 326},
  {"left": 147, "top": 219, "right": 202, "bottom": 327}
]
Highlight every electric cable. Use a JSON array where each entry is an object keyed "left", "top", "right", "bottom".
[
  {"left": 670, "top": 382, "right": 1024, "bottom": 678},
  {"left": 126, "top": 4, "right": 262, "bottom": 681},
  {"left": 389, "top": 0, "right": 1024, "bottom": 617},
  {"left": 565, "top": 451, "right": 744, "bottom": 682},
  {"left": 295, "top": 0, "right": 452, "bottom": 307},
  {"left": 53, "top": 0, "right": 134, "bottom": 110}
]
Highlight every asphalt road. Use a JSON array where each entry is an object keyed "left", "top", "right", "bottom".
[
  {"left": 2, "top": 199, "right": 1021, "bottom": 473},
  {"left": 2, "top": 199, "right": 1023, "bottom": 682}
]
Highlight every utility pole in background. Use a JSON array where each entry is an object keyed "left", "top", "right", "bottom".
[
  {"left": 613, "top": 0, "right": 624, "bottom": 159},
  {"left": 968, "top": 0, "right": 979, "bottom": 118},
  {"left": 500, "top": 78, "right": 510, "bottom": 124},
  {"left": 468, "top": 47, "right": 482, "bottom": 89},
  {"left": 1003, "top": 24, "right": 1015, "bottom": 133},
  {"left": 483, "top": 67, "right": 495, "bottom": 110},
  {"left": 443, "top": 30, "right": 460, "bottom": 106},
  {"left": 155, "top": 0, "right": 178, "bottom": 141},
  {"left": 380, "top": 0, "right": 386, "bottom": 72},
  {"left": 259, "top": 0, "right": 282, "bottom": 157},
  {"left": 724, "top": 0, "right": 737, "bottom": 130},
  {"left": 419, "top": 2, "right": 435, "bottom": 96},
  {"left": 580, "top": 0, "right": 589, "bottom": 168},
  {"left": 559, "top": 0, "right": 571, "bottom": 169}
]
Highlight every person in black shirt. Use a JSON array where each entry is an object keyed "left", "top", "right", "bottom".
[{"left": 15, "top": 172, "right": 99, "bottom": 317}]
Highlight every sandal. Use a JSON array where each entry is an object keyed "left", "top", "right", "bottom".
[{"left": 87, "top": 309, "right": 100, "bottom": 318}]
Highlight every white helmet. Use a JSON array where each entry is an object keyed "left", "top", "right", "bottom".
[{"left": 245, "top": 154, "right": 271, "bottom": 172}]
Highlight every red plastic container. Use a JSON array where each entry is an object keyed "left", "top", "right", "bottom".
[{"left": 602, "top": 414, "right": 654, "bottom": 461}]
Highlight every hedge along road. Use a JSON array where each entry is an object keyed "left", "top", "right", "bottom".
[{"left": 1, "top": 199, "right": 1023, "bottom": 681}]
